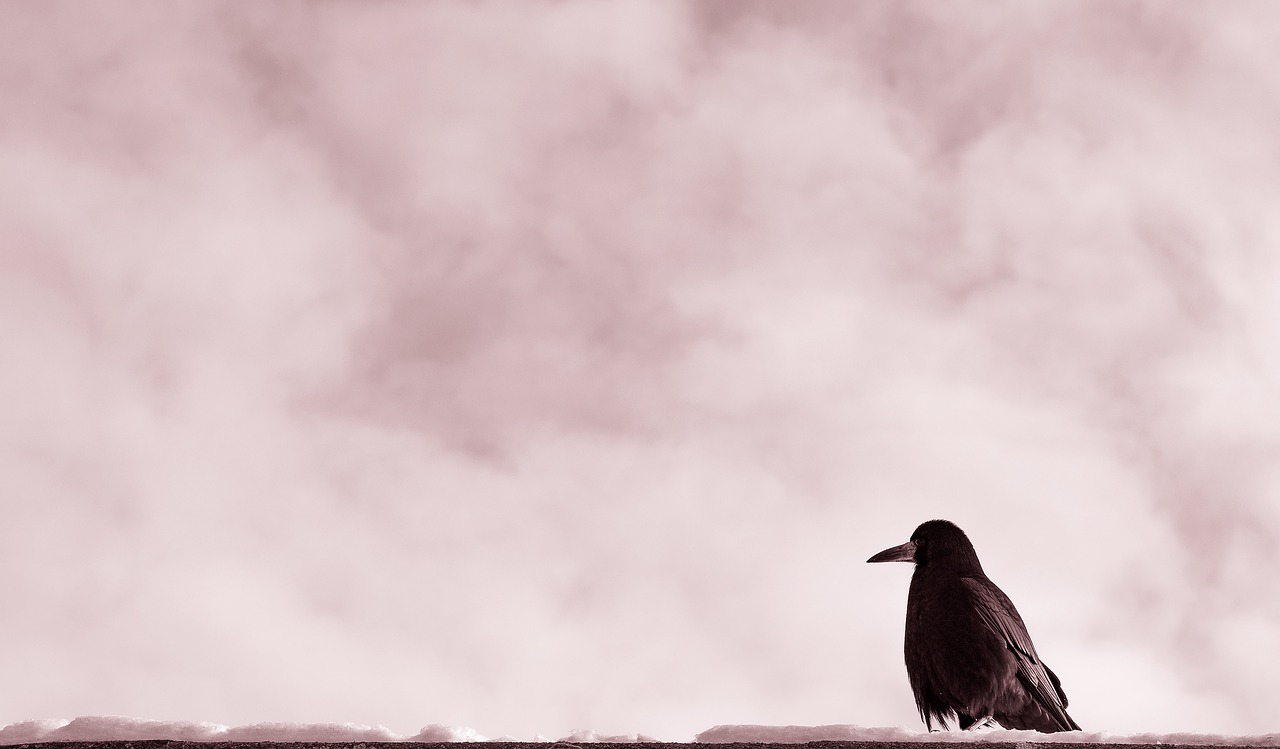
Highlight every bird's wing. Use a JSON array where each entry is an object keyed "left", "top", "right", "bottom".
[{"left": 960, "top": 577, "right": 1078, "bottom": 731}]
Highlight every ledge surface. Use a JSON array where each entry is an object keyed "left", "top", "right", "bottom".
[{"left": 3, "top": 741, "right": 1277, "bottom": 749}]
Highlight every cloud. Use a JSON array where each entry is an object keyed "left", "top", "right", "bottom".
[{"left": 1, "top": 0, "right": 1278, "bottom": 739}]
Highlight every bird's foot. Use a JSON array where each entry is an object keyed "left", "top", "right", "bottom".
[{"left": 961, "top": 715, "right": 996, "bottom": 731}]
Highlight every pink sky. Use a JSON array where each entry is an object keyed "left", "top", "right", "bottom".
[{"left": 2, "top": 0, "right": 1278, "bottom": 740}]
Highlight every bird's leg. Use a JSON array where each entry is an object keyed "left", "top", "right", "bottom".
[{"left": 959, "top": 714, "right": 994, "bottom": 731}]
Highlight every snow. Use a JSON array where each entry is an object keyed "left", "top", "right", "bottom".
[
  {"left": 0, "top": 717, "right": 1275, "bottom": 745},
  {"left": 696, "top": 725, "right": 1280, "bottom": 745},
  {"left": 0, "top": 718, "right": 479, "bottom": 744}
]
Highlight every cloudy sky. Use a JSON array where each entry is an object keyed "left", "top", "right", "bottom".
[{"left": 2, "top": 0, "right": 1278, "bottom": 741}]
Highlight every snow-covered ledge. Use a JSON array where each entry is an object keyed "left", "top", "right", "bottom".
[
  {"left": 695, "top": 725, "right": 1279, "bottom": 745},
  {"left": 0, "top": 718, "right": 1275, "bottom": 748}
]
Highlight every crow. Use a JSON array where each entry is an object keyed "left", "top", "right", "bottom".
[{"left": 867, "top": 519, "right": 1080, "bottom": 733}]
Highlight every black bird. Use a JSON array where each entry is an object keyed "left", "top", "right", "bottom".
[{"left": 867, "top": 519, "right": 1080, "bottom": 733}]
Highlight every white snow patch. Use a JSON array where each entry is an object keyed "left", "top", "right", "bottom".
[
  {"left": 0, "top": 717, "right": 224, "bottom": 743},
  {"left": 0, "top": 720, "right": 73, "bottom": 745},
  {"left": 409, "top": 725, "right": 491, "bottom": 742},
  {"left": 696, "top": 725, "right": 1280, "bottom": 745},
  {"left": 0, "top": 717, "right": 485, "bottom": 744},
  {"left": 1, "top": 718, "right": 1276, "bottom": 745},
  {"left": 222, "top": 723, "right": 402, "bottom": 742},
  {"left": 554, "top": 729, "right": 659, "bottom": 743}
]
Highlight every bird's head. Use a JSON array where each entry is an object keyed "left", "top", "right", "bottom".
[{"left": 867, "top": 519, "right": 984, "bottom": 573}]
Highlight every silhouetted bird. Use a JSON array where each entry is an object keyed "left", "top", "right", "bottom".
[{"left": 867, "top": 519, "right": 1080, "bottom": 733}]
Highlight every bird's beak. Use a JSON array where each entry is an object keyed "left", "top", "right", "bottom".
[{"left": 867, "top": 540, "right": 917, "bottom": 563}]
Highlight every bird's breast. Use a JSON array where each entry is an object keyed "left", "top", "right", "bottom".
[{"left": 905, "top": 571, "right": 1018, "bottom": 713}]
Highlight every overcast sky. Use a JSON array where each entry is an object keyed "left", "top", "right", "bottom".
[{"left": 1, "top": 0, "right": 1278, "bottom": 741}]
